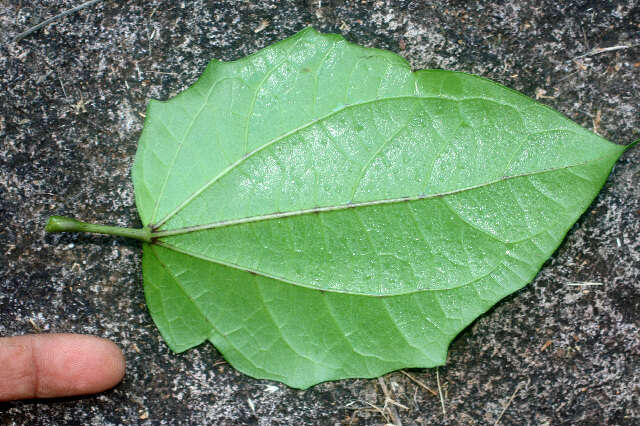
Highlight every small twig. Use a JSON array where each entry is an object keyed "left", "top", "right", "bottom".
[
  {"left": 254, "top": 19, "right": 270, "bottom": 34},
  {"left": 14, "top": 0, "right": 106, "bottom": 42},
  {"left": 363, "top": 400, "right": 388, "bottom": 420},
  {"left": 146, "top": 70, "right": 179, "bottom": 76},
  {"left": 378, "top": 377, "right": 403, "bottom": 426},
  {"left": 573, "top": 44, "right": 639, "bottom": 59},
  {"left": 436, "top": 368, "right": 446, "bottom": 419},
  {"left": 557, "top": 71, "right": 578, "bottom": 83},
  {"left": 539, "top": 340, "right": 553, "bottom": 352},
  {"left": 348, "top": 409, "right": 359, "bottom": 425},
  {"left": 400, "top": 370, "right": 438, "bottom": 396},
  {"left": 592, "top": 108, "right": 602, "bottom": 135},
  {"left": 565, "top": 282, "right": 604, "bottom": 286},
  {"left": 28, "top": 318, "right": 42, "bottom": 332},
  {"left": 387, "top": 399, "right": 409, "bottom": 410},
  {"left": 59, "top": 77, "right": 68, "bottom": 99},
  {"left": 147, "top": 7, "right": 158, "bottom": 57},
  {"left": 494, "top": 379, "right": 530, "bottom": 426}
]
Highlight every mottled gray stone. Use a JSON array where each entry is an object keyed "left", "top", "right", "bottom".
[{"left": 1, "top": 0, "right": 638, "bottom": 424}]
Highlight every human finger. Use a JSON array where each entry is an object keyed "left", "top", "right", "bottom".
[{"left": 0, "top": 333, "right": 125, "bottom": 401}]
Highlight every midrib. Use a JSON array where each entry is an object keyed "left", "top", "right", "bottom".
[{"left": 152, "top": 156, "right": 604, "bottom": 239}]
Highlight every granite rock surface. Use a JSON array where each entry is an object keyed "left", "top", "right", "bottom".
[{"left": 1, "top": 0, "right": 639, "bottom": 424}]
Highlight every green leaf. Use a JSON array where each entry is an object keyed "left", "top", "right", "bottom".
[{"left": 48, "top": 28, "right": 628, "bottom": 389}]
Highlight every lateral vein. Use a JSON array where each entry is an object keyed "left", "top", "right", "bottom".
[
  {"left": 154, "top": 240, "right": 503, "bottom": 297},
  {"left": 152, "top": 94, "right": 529, "bottom": 229}
]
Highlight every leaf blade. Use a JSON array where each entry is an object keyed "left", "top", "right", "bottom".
[{"left": 133, "top": 28, "right": 626, "bottom": 388}]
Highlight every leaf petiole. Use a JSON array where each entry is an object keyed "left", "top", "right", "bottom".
[{"left": 46, "top": 216, "right": 152, "bottom": 243}]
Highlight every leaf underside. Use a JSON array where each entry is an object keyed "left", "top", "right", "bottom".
[{"left": 132, "top": 28, "right": 624, "bottom": 388}]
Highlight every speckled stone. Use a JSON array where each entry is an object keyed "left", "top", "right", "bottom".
[{"left": 1, "top": 1, "right": 638, "bottom": 424}]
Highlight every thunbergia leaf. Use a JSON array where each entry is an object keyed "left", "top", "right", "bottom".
[{"left": 47, "top": 28, "right": 631, "bottom": 389}]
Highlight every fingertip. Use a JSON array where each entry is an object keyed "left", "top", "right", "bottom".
[
  {"left": 38, "top": 334, "right": 126, "bottom": 398},
  {"left": 68, "top": 335, "right": 126, "bottom": 395},
  {"left": 100, "top": 336, "right": 126, "bottom": 388}
]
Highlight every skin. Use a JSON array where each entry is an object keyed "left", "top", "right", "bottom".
[{"left": 0, "top": 334, "right": 125, "bottom": 401}]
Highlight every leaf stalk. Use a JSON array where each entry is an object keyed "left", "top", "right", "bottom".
[{"left": 46, "top": 216, "right": 152, "bottom": 243}]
